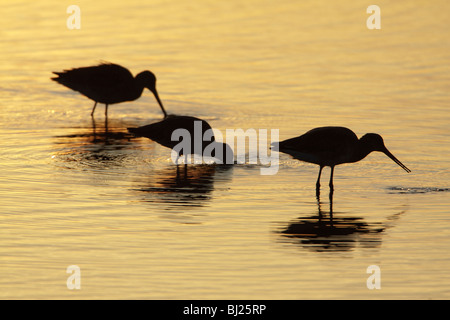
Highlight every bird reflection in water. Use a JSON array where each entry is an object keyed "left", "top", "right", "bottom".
[
  {"left": 135, "top": 164, "right": 233, "bottom": 209},
  {"left": 279, "top": 191, "right": 392, "bottom": 252},
  {"left": 52, "top": 118, "right": 136, "bottom": 168}
]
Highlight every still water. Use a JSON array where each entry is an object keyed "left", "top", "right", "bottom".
[{"left": 0, "top": 0, "right": 449, "bottom": 299}]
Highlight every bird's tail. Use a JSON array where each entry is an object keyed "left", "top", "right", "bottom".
[{"left": 51, "top": 72, "right": 61, "bottom": 81}]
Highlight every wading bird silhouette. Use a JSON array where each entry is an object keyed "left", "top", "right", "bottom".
[
  {"left": 51, "top": 62, "right": 167, "bottom": 118},
  {"left": 273, "top": 126, "right": 411, "bottom": 194},
  {"left": 128, "top": 115, "right": 234, "bottom": 164}
]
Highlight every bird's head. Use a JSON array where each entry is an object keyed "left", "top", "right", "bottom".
[
  {"left": 136, "top": 70, "right": 167, "bottom": 117},
  {"left": 360, "top": 133, "right": 411, "bottom": 173},
  {"left": 360, "top": 133, "right": 386, "bottom": 152},
  {"left": 136, "top": 71, "right": 157, "bottom": 91}
]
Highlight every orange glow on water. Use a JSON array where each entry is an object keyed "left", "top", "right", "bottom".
[{"left": 0, "top": 0, "right": 449, "bottom": 299}]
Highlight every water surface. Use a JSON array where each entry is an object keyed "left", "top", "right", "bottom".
[{"left": 0, "top": 0, "right": 449, "bottom": 299}]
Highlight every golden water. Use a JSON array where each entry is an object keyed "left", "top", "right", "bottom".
[{"left": 0, "top": 0, "right": 449, "bottom": 299}]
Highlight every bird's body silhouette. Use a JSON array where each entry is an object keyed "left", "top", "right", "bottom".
[
  {"left": 51, "top": 62, "right": 167, "bottom": 117},
  {"left": 274, "top": 126, "right": 410, "bottom": 193},
  {"left": 128, "top": 115, "right": 234, "bottom": 164}
]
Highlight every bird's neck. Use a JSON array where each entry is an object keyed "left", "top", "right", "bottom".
[
  {"left": 354, "top": 141, "right": 375, "bottom": 162},
  {"left": 132, "top": 84, "right": 145, "bottom": 99}
]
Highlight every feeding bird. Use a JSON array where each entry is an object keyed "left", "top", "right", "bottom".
[
  {"left": 273, "top": 126, "right": 411, "bottom": 193},
  {"left": 51, "top": 62, "right": 167, "bottom": 118},
  {"left": 128, "top": 115, "right": 234, "bottom": 164}
]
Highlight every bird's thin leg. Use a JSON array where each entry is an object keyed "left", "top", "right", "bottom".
[
  {"left": 91, "top": 101, "right": 98, "bottom": 117},
  {"left": 329, "top": 166, "right": 335, "bottom": 192},
  {"left": 104, "top": 104, "right": 109, "bottom": 117},
  {"left": 316, "top": 166, "right": 323, "bottom": 193}
]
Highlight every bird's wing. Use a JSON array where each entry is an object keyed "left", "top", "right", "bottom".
[
  {"left": 279, "top": 127, "right": 358, "bottom": 164},
  {"left": 129, "top": 116, "right": 214, "bottom": 149},
  {"left": 52, "top": 63, "right": 135, "bottom": 99}
]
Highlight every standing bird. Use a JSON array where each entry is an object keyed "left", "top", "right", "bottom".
[
  {"left": 128, "top": 115, "right": 234, "bottom": 165},
  {"left": 51, "top": 62, "right": 167, "bottom": 118},
  {"left": 273, "top": 126, "right": 411, "bottom": 193}
]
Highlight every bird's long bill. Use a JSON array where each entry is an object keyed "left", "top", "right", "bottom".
[
  {"left": 150, "top": 88, "right": 167, "bottom": 117},
  {"left": 383, "top": 147, "right": 411, "bottom": 173}
]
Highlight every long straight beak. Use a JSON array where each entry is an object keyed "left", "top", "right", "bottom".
[
  {"left": 150, "top": 88, "right": 167, "bottom": 118},
  {"left": 383, "top": 147, "right": 411, "bottom": 173}
]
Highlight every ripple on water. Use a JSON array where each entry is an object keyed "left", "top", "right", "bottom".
[{"left": 387, "top": 186, "right": 450, "bottom": 194}]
